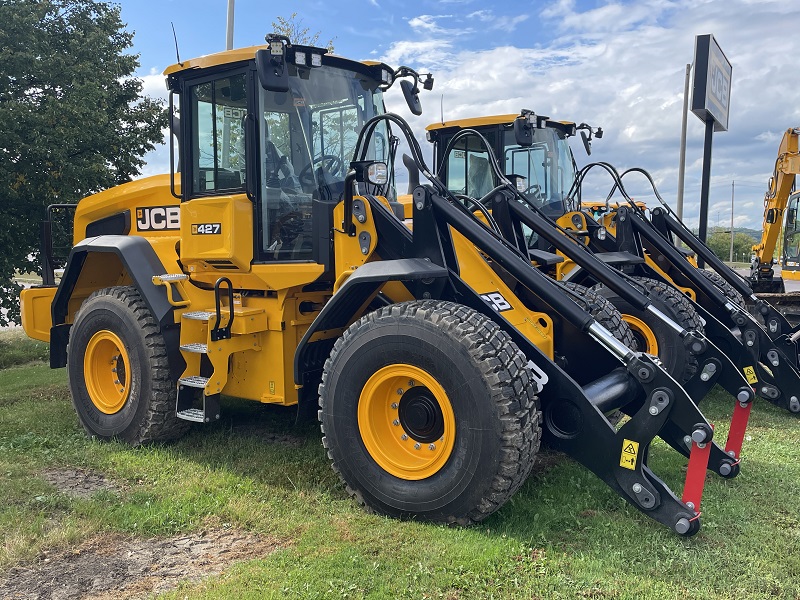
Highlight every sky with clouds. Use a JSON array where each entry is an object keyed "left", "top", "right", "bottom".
[{"left": 123, "top": 0, "right": 800, "bottom": 232}]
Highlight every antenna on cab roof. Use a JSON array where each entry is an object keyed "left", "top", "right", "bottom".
[{"left": 171, "top": 23, "right": 183, "bottom": 67}]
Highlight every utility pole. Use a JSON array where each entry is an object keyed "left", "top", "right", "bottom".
[
  {"left": 677, "top": 63, "right": 692, "bottom": 222},
  {"left": 730, "top": 180, "right": 735, "bottom": 262},
  {"left": 226, "top": 0, "right": 235, "bottom": 50}
]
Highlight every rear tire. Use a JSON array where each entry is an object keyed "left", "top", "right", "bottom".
[
  {"left": 67, "top": 286, "right": 188, "bottom": 445},
  {"left": 595, "top": 277, "right": 703, "bottom": 383},
  {"left": 560, "top": 282, "right": 637, "bottom": 349},
  {"left": 697, "top": 269, "right": 746, "bottom": 307},
  {"left": 319, "top": 301, "right": 542, "bottom": 524}
]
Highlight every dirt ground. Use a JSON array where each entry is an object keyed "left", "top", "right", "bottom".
[{"left": 0, "top": 468, "right": 283, "bottom": 600}]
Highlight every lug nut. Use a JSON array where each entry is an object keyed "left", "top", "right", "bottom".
[
  {"left": 429, "top": 444, "right": 436, "bottom": 450},
  {"left": 391, "top": 402, "right": 398, "bottom": 409},
  {"left": 392, "top": 419, "right": 400, "bottom": 426},
  {"left": 408, "top": 380, "right": 415, "bottom": 387},
  {"left": 397, "top": 389, "right": 403, "bottom": 395},
  {"left": 401, "top": 434, "right": 408, "bottom": 441},
  {"left": 414, "top": 443, "right": 421, "bottom": 450}
]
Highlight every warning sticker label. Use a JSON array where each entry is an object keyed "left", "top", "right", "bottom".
[
  {"left": 619, "top": 438, "right": 639, "bottom": 470},
  {"left": 743, "top": 366, "right": 758, "bottom": 384}
]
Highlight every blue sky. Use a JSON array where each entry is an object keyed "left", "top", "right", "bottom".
[{"left": 122, "top": 0, "right": 800, "bottom": 234}]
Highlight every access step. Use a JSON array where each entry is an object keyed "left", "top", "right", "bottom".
[
  {"left": 176, "top": 408, "right": 206, "bottom": 422},
  {"left": 183, "top": 311, "right": 216, "bottom": 321},
  {"left": 179, "top": 375, "right": 209, "bottom": 389},
  {"left": 180, "top": 342, "right": 208, "bottom": 353},
  {"left": 152, "top": 273, "right": 189, "bottom": 283}
]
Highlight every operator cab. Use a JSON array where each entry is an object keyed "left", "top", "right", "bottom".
[
  {"left": 428, "top": 115, "right": 578, "bottom": 220},
  {"left": 166, "top": 37, "right": 408, "bottom": 269}
]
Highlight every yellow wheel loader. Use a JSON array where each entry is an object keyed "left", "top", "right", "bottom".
[
  {"left": 21, "top": 38, "right": 718, "bottom": 535},
  {"left": 423, "top": 112, "right": 800, "bottom": 421}
]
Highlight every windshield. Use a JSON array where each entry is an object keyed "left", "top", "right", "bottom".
[
  {"left": 502, "top": 127, "right": 575, "bottom": 218},
  {"left": 258, "top": 65, "right": 387, "bottom": 260}
]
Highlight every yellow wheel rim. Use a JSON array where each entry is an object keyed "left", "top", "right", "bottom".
[
  {"left": 83, "top": 330, "right": 130, "bottom": 414},
  {"left": 623, "top": 315, "right": 659, "bottom": 355},
  {"left": 358, "top": 364, "right": 456, "bottom": 480}
]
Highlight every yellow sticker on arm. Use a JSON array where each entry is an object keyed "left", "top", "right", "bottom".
[
  {"left": 619, "top": 439, "right": 639, "bottom": 470},
  {"left": 743, "top": 366, "right": 758, "bottom": 384}
]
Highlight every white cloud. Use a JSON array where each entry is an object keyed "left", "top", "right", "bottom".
[
  {"left": 376, "top": 0, "right": 800, "bottom": 229},
  {"left": 134, "top": 0, "right": 800, "bottom": 231}
]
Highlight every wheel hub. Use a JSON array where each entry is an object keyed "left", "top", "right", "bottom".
[{"left": 399, "top": 388, "right": 445, "bottom": 443}]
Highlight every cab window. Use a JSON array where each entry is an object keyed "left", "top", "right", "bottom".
[{"left": 189, "top": 73, "right": 248, "bottom": 195}]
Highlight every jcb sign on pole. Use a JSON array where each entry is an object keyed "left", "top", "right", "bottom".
[
  {"left": 690, "top": 34, "right": 732, "bottom": 262},
  {"left": 691, "top": 34, "right": 732, "bottom": 132}
]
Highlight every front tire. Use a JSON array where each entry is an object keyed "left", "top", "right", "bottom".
[
  {"left": 319, "top": 301, "right": 542, "bottom": 524},
  {"left": 595, "top": 276, "right": 703, "bottom": 382},
  {"left": 67, "top": 286, "right": 188, "bottom": 445}
]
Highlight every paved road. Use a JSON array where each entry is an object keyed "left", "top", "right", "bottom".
[{"left": 732, "top": 266, "right": 800, "bottom": 293}]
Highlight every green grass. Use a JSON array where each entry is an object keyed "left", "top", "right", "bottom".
[
  {"left": 0, "top": 330, "right": 49, "bottom": 369},
  {"left": 0, "top": 332, "right": 798, "bottom": 598}
]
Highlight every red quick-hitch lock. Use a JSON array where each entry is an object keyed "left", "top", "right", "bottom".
[
  {"left": 724, "top": 391, "right": 754, "bottom": 459},
  {"left": 682, "top": 423, "right": 713, "bottom": 513}
]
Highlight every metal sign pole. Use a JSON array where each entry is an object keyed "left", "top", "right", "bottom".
[{"left": 697, "top": 120, "right": 714, "bottom": 268}]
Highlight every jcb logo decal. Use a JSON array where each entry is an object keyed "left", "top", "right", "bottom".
[
  {"left": 136, "top": 206, "right": 180, "bottom": 231},
  {"left": 480, "top": 292, "right": 512, "bottom": 312}
]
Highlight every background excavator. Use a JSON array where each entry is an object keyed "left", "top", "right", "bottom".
[{"left": 750, "top": 127, "right": 800, "bottom": 293}]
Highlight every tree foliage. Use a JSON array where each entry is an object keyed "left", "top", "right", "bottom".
[
  {"left": 706, "top": 229, "right": 757, "bottom": 263},
  {"left": 0, "top": 0, "right": 167, "bottom": 325},
  {"left": 270, "top": 12, "right": 335, "bottom": 52}
]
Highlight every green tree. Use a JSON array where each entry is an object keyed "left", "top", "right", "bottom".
[
  {"left": 0, "top": 0, "right": 166, "bottom": 326},
  {"left": 271, "top": 12, "right": 335, "bottom": 52},
  {"left": 706, "top": 229, "right": 758, "bottom": 263}
]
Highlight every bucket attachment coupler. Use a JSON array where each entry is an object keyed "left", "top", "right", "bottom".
[{"left": 544, "top": 355, "right": 710, "bottom": 536}]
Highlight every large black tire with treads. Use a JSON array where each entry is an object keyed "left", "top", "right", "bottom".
[
  {"left": 595, "top": 276, "right": 703, "bottom": 383},
  {"left": 697, "top": 269, "right": 746, "bottom": 307},
  {"left": 318, "top": 300, "right": 542, "bottom": 524},
  {"left": 560, "top": 282, "right": 637, "bottom": 350},
  {"left": 67, "top": 286, "right": 189, "bottom": 445}
]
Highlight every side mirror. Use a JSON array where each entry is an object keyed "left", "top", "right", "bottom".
[
  {"left": 366, "top": 162, "right": 388, "bottom": 185},
  {"left": 400, "top": 79, "right": 422, "bottom": 116},
  {"left": 580, "top": 130, "right": 592, "bottom": 155},
  {"left": 506, "top": 174, "right": 527, "bottom": 193},
  {"left": 255, "top": 47, "right": 289, "bottom": 93},
  {"left": 766, "top": 208, "right": 777, "bottom": 224},
  {"left": 513, "top": 118, "right": 533, "bottom": 147}
]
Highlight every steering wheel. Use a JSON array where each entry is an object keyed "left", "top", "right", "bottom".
[
  {"left": 523, "top": 183, "right": 545, "bottom": 203},
  {"left": 298, "top": 154, "right": 344, "bottom": 188}
]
